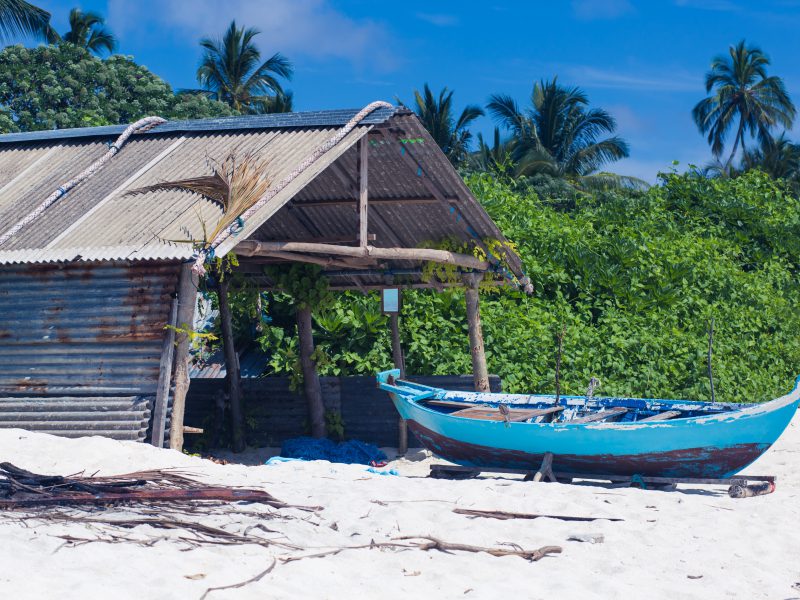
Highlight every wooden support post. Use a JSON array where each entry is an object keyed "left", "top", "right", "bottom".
[
  {"left": 169, "top": 264, "right": 198, "bottom": 451},
  {"left": 358, "top": 138, "right": 369, "bottom": 248},
  {"left": 151, "top": 296, "right": 178, "bottom": 448},
  {"left": 297, "top": 305, "right": 327, "bottom": 438},
  {"left": 218, "top": 277, "right": 246, "bottom": 452},
  {"left": 390, "top": 312, "right": 408, "bottom": 454},
  {"left": 463, "top": 274, "right": 490, "bottom": 392},
  {"left": 533, "top": 452, "right": 557, "bottom": 483}
]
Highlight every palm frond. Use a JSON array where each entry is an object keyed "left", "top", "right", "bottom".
[
  {"left": 573, "top": 173, "right": 650, "bottom": 192},
  {"left": 126, "top": 153, "right": 272, "bottom": 246},
  {"left": 0, "top": 0, "right": 51, "bottom": 41}
]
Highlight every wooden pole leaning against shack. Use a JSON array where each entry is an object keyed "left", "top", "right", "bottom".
[
  {"left": 169, "top": 264, "right": 199, "bottom": 451},
  {"left": 463, "top": 273, "right": 490, "bottom": 393},
  {"left": 218, "top": 276, "right": 247, "bottom": 452},
  {"left": 151, "top": 297, "right": 178, "bottom": 448}
]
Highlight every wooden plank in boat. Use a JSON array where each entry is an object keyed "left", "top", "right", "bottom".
[
  {"left": 571, "top": 407, "right": 628, "bottom": 424},
  {"left": 450, "top": 406, "right": 563, "bottom": 422},
  {"left": 638, "top": 410, "right": 682, "bottom": 422},
  {"left": 424, "top": 399, "right": 481, "bottom": 409}
]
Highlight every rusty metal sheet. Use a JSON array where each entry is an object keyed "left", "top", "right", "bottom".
[{"left": 0, "top": 260, "right": 181, "bottom": 441}]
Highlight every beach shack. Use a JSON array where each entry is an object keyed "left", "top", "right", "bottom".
[{"left": 0, "top": 105, "right": 527, "bottom": 450}]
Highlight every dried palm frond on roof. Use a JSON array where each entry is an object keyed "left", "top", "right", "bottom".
[{"left": 126, "top": 152, "right": 272, "bottom": 246}]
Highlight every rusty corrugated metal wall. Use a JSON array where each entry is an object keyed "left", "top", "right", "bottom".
[{"left": 0, "top": 260, "right": 181, "bottom": 440}]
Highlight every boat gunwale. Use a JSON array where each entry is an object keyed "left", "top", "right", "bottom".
[{"left": 376, "top": 370, "right": 800, "bottom": 428}]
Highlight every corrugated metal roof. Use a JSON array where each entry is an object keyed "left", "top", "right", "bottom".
[
  {"left": 0, "top": 107, "right": 526, "bottom": 285},
  {"left": 0, "top": 107, "right": 396, "bottom": 144}
]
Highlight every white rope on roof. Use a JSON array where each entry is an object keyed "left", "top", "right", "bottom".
[
  {"left": 191, "top": 100, "right": 394, "bottom": 275},
  {"left": 0, "top": 116, "right": 167, "bottom": 248}
]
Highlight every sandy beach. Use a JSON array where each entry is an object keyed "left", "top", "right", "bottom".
[{"left": 1, "top": 414, "right": 798, "bottom": 600}]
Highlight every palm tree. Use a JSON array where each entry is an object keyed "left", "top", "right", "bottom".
[
  {"left": 0, "top": 0, "right": 51, "bottom": 41},
  {"left": 487, "top": 78, "right": 629, "bottom": 178},
  {"left": 405, "top": 84, "right": 484, "bottom": 165},
  {"left": 742, "top": 132, "right": 800, "bottom": 180},
  {"left": 56, "top": 8, "right": 116, "bottom": 56},
  {"left": 470, "top": 127, "right": 514, "bottom": 177},
  {"left": 692, "top": 40, "right": 795, "bottom": 170},
  {"left": 197, "top": 20, "right": 293, "bottom": 114},
  {"left": 252, "top": 90, "right": 294, "bottom": 114}
]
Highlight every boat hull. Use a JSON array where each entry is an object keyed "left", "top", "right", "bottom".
[
  {"left": 407, "top": 420, "right": 769, "bottom": 477},
  {"left": 379, "top": 371, "right": 800, "bottom": 478}
]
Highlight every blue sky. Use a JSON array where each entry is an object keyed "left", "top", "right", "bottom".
[{"left": 30, "top": 0, "right": 800, "bottom": 181}]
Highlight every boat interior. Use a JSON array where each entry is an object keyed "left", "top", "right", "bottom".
[{"left": 387, "top": 377, "right": 752, "bottom": 425}]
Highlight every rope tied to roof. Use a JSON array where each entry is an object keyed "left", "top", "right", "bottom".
[
  {"left": 190, "top": 100, "right": 394, "bottom": 275},
  {"left": 0, "top": 116, "right": 167, "bottom": 248}
]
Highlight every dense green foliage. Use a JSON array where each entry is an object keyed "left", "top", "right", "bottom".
[
  {"left": 246, "top": 170, "right": 800, "bottom": 404},
  {"left": 0, "top": 44, "right": 235, "bottom": 133}
]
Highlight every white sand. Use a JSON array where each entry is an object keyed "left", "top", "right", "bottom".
[{"left": 1, "top": 415, "right": 799, "bottom": 600}]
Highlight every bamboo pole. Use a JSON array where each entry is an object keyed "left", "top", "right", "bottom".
[
  {"left": 169, "top": 264, "right": 198, "bottom": 451},
  {"left": 555, "top": 323, "right": 565, "bottom": 404},
  {"left": 708, "top": 317, "right": 715, "bottom": 403},
  {"left": 235, "top": 240, "right": 489, "bottom": 271},
  {"left": 218, "top": 277, "right": 246, "bottom": 452},
  {"left": 296, "top": 305, "right": 327, "bottom": 438},
  {"left": 358, "top": 138, "right": 369, "bottom": 248},
  {"left": 463, "top": 274, "right": 490, "bottom": 392},
  {"left": 390, "top": 312, "right": 408, "bottom": 454}
]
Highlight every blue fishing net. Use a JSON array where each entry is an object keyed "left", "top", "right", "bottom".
[{"left": 280, "top": 437, "right": 387, "bottom": 465}]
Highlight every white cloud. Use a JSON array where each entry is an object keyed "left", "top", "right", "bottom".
[
  {"left": 415, "top": 13, "right": 459, "bottom": 27},
  {"left": 572, "top": 0, "right": 634, "bottom": 20},
  {"left": 604, "top": 104, "right": 647, "bottom": 133},
  {"left": 674, "top": 0, "right": 742, "bottom": 11},
  {"left": 106, "top": 0, "right": 399, "bottom": 71},
  {"left": 564, "top": 65, "right": 700, "bottom": 92}
]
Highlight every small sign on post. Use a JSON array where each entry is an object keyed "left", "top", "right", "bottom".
[{"left": 381, "top": 288, "right": 401, "bottom": 314}]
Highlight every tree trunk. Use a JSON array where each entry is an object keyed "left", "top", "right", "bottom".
[
  {"left": 463, "top": 274, "right": 490, "bottom": 392},
  {"left": 218, "top": 278, "right": 246, "bottom": 452},
  {"left": 296, "top": 305, "right": 327, "bottom": 438},
  {"left": 725, "top": 117, "right": 745, "bottom": 172}
]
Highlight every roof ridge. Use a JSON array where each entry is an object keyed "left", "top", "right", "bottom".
[{"left": 0, "top": 106, "right": 397, "bottom": 145}]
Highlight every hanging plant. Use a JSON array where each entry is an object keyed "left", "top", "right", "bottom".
[{"left": 265, "top": 263, "right": 335, "bottom": 310}]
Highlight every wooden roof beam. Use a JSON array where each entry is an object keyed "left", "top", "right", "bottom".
[
  {"left": 252, "top": 250, "right": 377, "bottom": 270},
  {"left": 235, "top": 240, "right": 490, "bottom": 271}
]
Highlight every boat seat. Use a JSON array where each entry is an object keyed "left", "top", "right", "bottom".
[
  {"left": 571, "top": 407, "right": 628, "bottom": 424},
  {"left": 449, "top": 406, "right": 564, "bottom": 422},
  {"left": 637, "top": 410, "right": 682, "bottom": 422}
]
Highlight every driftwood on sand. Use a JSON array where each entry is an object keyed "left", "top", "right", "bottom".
[
  {"left": 0, "top": 462, "right": 288, "bottom": 509},
  {"left": 0, "top": 462, "right": 565, "bottom": 599},
  {"left": 454, "top": 507, "right": 624, "bottom": 522}
]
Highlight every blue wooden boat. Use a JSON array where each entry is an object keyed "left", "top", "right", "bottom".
[{"left": 376, "top": 370, "right": 800, "bottom": 478}]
